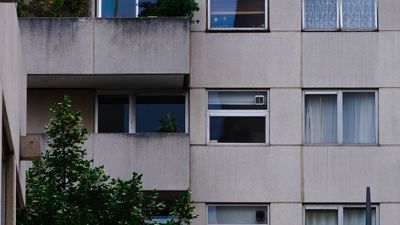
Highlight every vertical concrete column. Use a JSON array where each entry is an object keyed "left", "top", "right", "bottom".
[
  {"left": 379, "top": 88, "right": 400, "bottom": 145},
  {"left": 190, "top": 89, "right": 207, "bottom": 145},
  {"left": 192, "top": 203, "right": 206, "bottom": 225},
  {"left": 5, "top": 155, "right": 16, "bottom": 225},
  {"left": 269, "top": 88, "right": 302, "bottom": 145},
  {"left": 270, "top": 203, "right": 303, "bottom": 225},
  {"left": 380, "top": 204, "right": 400, "bottom": 225}
]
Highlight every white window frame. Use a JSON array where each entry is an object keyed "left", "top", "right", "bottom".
[
  {"left": 207, "top": 90, "right": 269, "bottom": 145},
  {"left": 95, "top": 90, "right": 188, "bottom": 133},
  {"left": 303, "top": 204, "right": 380, "bottom": 225},
  {"left": 302, "top": 0, "right": 378, "bottom": 31},
  {"left": 207, "top": 0, "right": 269, "bottom": 31},
  {"left": 97, "top": 0, "right": 140, "bottom": 17},
  {"left": 302, "top": 89, "right": 378, "bottom": 145},
  {"left": 206, "top": 204, "right": 270, "bottom": 225}
]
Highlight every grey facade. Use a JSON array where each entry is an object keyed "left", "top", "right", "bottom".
[{"left": 16, "top": 0, "right": 400, "bottom": 225}]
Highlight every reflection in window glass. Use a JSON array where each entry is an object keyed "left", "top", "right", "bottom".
[
  {"left": 136, "top": 96, "right": 185, "bottom": 133},
  {"left": 101, "top": 0, "right": 136, "bottom": 17},
  {"left": 305, "top": 210, "right": 338, "bottom": 225},
  {"left": 303, "top": 0, "right": 338, "bottom": 30},
  {"left": 98, "top": 95, "right": 129, "bottom": 133},
  {"left": 210, "top": 117, "right": 265, "bottom": 143},
  {"left": 209, "top": 0, "right": 265, "bottom": 29},
  {"left": 208, "top": 205, "right": 268, "bottom": 224}
]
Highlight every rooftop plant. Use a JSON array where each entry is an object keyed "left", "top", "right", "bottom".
[{"left": 17, "top": 0, "right": 91, "bottom": 17}]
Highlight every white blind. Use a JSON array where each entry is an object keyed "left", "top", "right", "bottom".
[{"left": 208, "top": 91, "right": 267, "bottom": 105}]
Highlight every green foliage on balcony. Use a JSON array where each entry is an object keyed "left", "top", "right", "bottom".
[
  {"left": 17, "top": 0, "right": 91, "bottom": 17},
  {"left": 139, "top": 0, "right": 199, "bottom": 22}
]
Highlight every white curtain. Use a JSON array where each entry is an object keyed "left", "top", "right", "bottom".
[
  {"left": 306, "top": 210, "right": 338, "bottom": 225},
  {"left": 343, "top": 208, "right": 376, "bottom": 225},
  {"left": 304, "top": 0, "right": 338, "bottom": 29},
  {"left": 208, "top": 91, "right": 267, "bottom": 106},
  {"left": 305, "top": 95, "right": 338, "bottom": 144},
  {"left": 343, "top": 92, "right": 376, "bottom": 144},
  {"left": 342, "top": 0, "right": 376, "bottom": 29}
]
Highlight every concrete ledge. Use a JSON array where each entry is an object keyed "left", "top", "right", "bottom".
[
  {"left": 20, "top": 135, "right": 41, "bottom": 161},
  {"left": 19, "top": 18, "right": 190, "bottom": 88}
]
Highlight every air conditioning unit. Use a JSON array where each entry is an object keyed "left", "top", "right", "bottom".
[{"left": 255, "top": 95, "right": 265, "bottom": 105}]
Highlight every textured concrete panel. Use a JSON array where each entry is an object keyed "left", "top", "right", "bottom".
[
  {"left": 189, "top": 89, "right": 206, "bottom": 145},
  {"left": 19, "top": 18, "right": 94, "bottom": 74},
  {"left": 303, "top": 32, "right": 379, "bottom": 87},
  {"left": 270, "top": 89, "right": 302, "bottom": 145},
  {"left": 94, "top": 18, "right": 189, "bottom": 74},
  {"left": 27, "top": 89, "right": 95, "bottom": 133},
  {"left": 191, "top": 32, "right": 301, "bottom": 88},
  {"left": 379, "top": 0, "right": 400, "bottom": 30},
  {"left": 191, "top": 203, "right": 206, "bottom": 225},
  {"left": 379, "top": 88, "right": 400, "bottom": 145},
  {"left": 380, "top": 204, "right": 400, "bottom": 225},
  {"left": 304, "top": 146, "right": 400, "bottom": 203},
  {"left": 191, "top": 146, "right": 301, "bottom": 202},
  {"left": 92, "top": 133, "right": 190, "bottom": 190},
  {"left": 270, "top": 203, "right": 302, "bottom": 225},
  {"left": 191, "top": 0, "right": 206, "bottom": 31},
  {"left": 269, "top": 0, "right": 301, "bottom": 31}
]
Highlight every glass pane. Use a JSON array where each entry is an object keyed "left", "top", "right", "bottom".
[
  {"left": 210, "top": 117, "right": 265, "bottom": 143},
  {"left": 343, "top": 92, "right": 376, "bottom": 144},
  {"left": 102, "top": 0, "right": 136, "bottom": 17},
  {"left": 138, "top": 0, "right": 158, "bottom": 14},
  {"left": 210, "top": 0, "right": 265, "bottom": 29},
  {"left": 98, "top": 95, "right": 129, "bottom": 133},
  {"left": 305, "top": 95, "right": 338, "bottom": 144},
  {"left": 342, "top": 0, "right": 376, "bottom": 30},
  {"left": 305, "top": 210, "right": 338, "bottom": 225},
  {"left": 303, "top": 0, "right": 338, "bottom": 30},
  {"left": 208, "top": 205, "right": 268, "bottom": 224},
  {"left": 136, "top": 96, "right": 185, "bottom": 133},
  {"left": 344, "top": 208, "right": 376, "bottom": 225},
  {"left": 208, "top": 91, "right": 268, "bottom": 110}
]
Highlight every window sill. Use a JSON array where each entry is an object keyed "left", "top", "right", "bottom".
[
  {"left": 207, "top": 142, "right": 269, "bottom": 147},
  {"left": 206, "top": 28, "right": 270, "bottom": 33},
  {"left": 302, "top": 144, "right": 379, "bottom": 147}
]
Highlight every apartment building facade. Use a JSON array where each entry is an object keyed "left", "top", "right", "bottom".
[
  {"left": 0, "top": 2, "right": 28, "bottom": 225},
  {"left": 18, "top": 0, "right": 400, "bottom": 225}
]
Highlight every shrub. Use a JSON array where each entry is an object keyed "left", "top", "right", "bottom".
[{"left": 18, "top": 0, "right": 91, "bottom": 17}]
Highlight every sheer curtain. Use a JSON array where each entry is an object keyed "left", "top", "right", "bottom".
[
  {"left": 344, "top": 208, "right": 376, "bottom": 225},
  {"left": 305, "top": 95, "right": 338, "bottom": 144},
  {"left": 343, "top": 92, "right": 376, "bottom": 144},
  {"left": 342, "top": 0, "right": 376, "bottom": 30},
  {"left": 304, "top": 0, "right": 338, "bottom": 29},
  {"left": 208, "top": 206, "right": 268, "bottom": 224},
  {"left": 306, "top": 210, "right": 338, "bottom": 225}
]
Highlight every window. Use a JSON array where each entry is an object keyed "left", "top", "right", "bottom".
[
  {"left": 97, "top": 95, "right": 130, "bottom": 133},
  {"left": 208, "top": 0, "right": 268, "bottom": 30},
  {"left": 304, "top": 205, "right": 379, "bottom": 225},
  {"left": 96, "top": 92, "right": 187, "bottom": 133},
  {"left": 207, "top": 204, "right": 269, "bottom": 225},
  {"left": 207, "top": 90, "right": 268, "bottom": 144},
  {"left": 302, "top": 0, "right": 377, "bottom": 31},
  {"left": 303, "top": 90, "right": 377, "bottom": 145},
  {"left": 98, "top": 0, "right": 156, "bottom": 17}
]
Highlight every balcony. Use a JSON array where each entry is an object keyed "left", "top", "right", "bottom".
[
  {"left": 19, "top": 18, "right": 190, "bottom": 89},
  {"left": 36, "top": 133, "right": 190, "bottom": 191}
]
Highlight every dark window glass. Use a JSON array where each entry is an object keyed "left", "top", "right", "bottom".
[
  {"left": 98, "top": 95, "right": 129, "bottom": 133},
  {"left": 210, "top": 0, "right": 265, "bottom": 29},
  {"left": 136, "top": 96, "right": 185, "bottom": 133},
  {"left": 210, "top": 117, "right": 265, "bottom": 143},
  {"left": 102, "top": 0, "right": 136, "bottom": 17}
]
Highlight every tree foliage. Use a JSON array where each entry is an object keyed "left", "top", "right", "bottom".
[
  {"left": 139, "top": 0, "right": 199, "bottom": 22},
  {"left": 17, "top": 96, "right": 194, "bottom": 225},
  {"left": 17, "top": 0, "right": 91, "bottom": 17},
  {"left": 158, "top": 113, "right": 180, "bottom": 133}
]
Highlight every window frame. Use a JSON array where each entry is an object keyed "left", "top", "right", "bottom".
[
  {"left": 207, "top": 0, "right": 269, "bottom": 31},
  {"left": 301, "top": 0, "right": 378, "bottom": 31},
  {"left": 95, "top": 90, "right": 188, "bottom": 134},
  {"left": 206, "top": 90, "right": 269, "bottom": 145},
  {"left": 97, "top": 0, "right": 140, "bottom": 17},
  {"left": 303, "top": 204, "right": 380, "bottom": 225},
  {"left": 206, "top": 204, "right": 270, "bottom": 225},
  {"left": 302, "top": 89, "right": 378, "bottom": 145}
]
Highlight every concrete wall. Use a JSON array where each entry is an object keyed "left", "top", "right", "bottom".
[
  {"left": 0, "top": 3, "right": 27, "bottom": 224},
  {"left": 27, "top": 89, "right": 95, "bottom": 133},
  {"left": 19, "top": 18, "right": 190, "bottom": 75}
]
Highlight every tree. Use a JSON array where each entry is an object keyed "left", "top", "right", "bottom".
[
  {"left": 158, "top": 113, "right": 180, "bottom": 133},
  {"left": 18, "top": 96, "right": 194, "bottom": 225}
]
